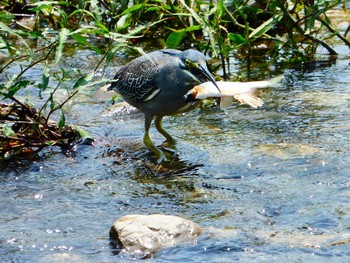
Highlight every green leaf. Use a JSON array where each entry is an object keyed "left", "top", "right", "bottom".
[
  {"left": 248, "top": 14, "right": 282, "bottom": 41},
  {"left": 217, "top": 0, "right": 225, "bottom": 19},
  {"left": 58, "top": 8, "right": 68, "bottom": 28},
  {"left": 95, "top": 22, "right": 109, "bottom": 33},
  {"left": 106, "top": 44, "right": 124, "bottom": 62},
  {"left": 45, "top": 141, "right": 57, "bottom": 146},
  {"left": 165, "top": 32, "right": 184, "bottom": 49},
  {"left": 0, "top": 21, "right": 17, "bottom": 35},
  {"left": 0, "top": 124, "right": 15, "bottom": 137},
  {"left": 38, "top": 62, "right": 50, "bottom": 91},
  {"left": 69, "top": 9, "right": 95, "bottom": 19},
  {"left": 48, "top": 92, "right": 56, "bottom": 111},
  {"left": 75, "top": 126, "right": 91, "bottom": 139},
  {"left": 165, "top": 24, "right": 201, "bottom": 49},
  {"left": 116, "top": 14, "right": 130, "bottom": 30},
  {"left": 0, "top": 11, "right": 15, "bottom": 24},
  {"left": 55, "top": 28, "right": 70, "bottom": 64},
  {"left": 177, "top": 25, "right": 202, "bottom": 33},
  {"left": 228, "top": 33, "right": 247, "bottom": 45},
  {"left": 121, "top": 4, "right": 145, "bottom": 15},
  {"left": 28, "top": 1, "right": 60, "bottom": 6},
  {"left": 73, "top": 72, "right": 94, "bottom": 89},
  {"left": 145, "top": 6, "right": 161, "bottom": 12},
  {"left": 3, "top": 80, "right": 31, "bottom": 99},
  {"left": 58, "top": 110, "right": 65, "bottom": 129},
  {"left": 71, "top": 34, "right": 87, "bottom": 45},
  {"left": 0, "top": 22, "right": 32, "bottom": 57},
  {"left": 88, "top": 45, "right": 102, "bottom": 55}
]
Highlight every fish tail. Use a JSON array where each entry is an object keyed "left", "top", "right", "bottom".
[{"left": 267, "top": 75, "right": 284, "bottom": 88}]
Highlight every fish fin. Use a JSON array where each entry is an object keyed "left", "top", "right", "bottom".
[
  {"left": 234, "top": 90, "right": 263, "bottom": 108},
  {"left": 267, "top": 75, "right": 284, "bottom": 87},
  {"left": 220, "top": 96, "right": 234, "bottom": 108}
]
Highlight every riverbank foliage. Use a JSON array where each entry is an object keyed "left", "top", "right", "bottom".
[{"left": 0, "top": 0, "right": 349, "bottom": 164}]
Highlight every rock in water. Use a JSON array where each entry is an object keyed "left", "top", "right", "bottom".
[{"left": 110, "top": 214, "right": 202, "bottom": 258}]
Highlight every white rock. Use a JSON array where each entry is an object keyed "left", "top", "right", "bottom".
[{"left": 110, "top": 214, "right": 202, "bottom": 258}]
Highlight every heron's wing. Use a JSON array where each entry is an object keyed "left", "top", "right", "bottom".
[
  {"left": 111, "top": 56, "right": 160, "bottom": 102},
  {"left": 111, "top": 50, "right": 180, "bottom": 102}
]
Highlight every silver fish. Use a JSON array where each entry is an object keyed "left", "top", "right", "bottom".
[{"left": 184, "top": 75, "right": 284, "bottom": 108}]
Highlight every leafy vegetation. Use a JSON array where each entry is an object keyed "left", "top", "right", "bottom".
[{"left": 0, "top": 0, "right": 349, "bottom": 164}]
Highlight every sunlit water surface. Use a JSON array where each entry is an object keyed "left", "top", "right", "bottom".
[{"left": 1, "top": 46, "right": 350, "bottom": 262}]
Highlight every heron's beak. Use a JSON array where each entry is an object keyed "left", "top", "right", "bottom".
[{"left": 198, "top": 65, "right": 221, "bottom": 93}]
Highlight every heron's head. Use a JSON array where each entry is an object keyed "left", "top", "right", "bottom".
[{"left": 180, "top": 50, "right": 220, "bottom": 92}]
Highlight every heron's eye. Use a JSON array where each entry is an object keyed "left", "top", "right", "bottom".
[{"left": 184, "top": 59, "right": 198, "bottom": 69}]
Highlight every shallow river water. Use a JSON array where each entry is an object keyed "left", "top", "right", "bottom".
[{"left": 1, "top": 45, "right": 350, "bottom": 262}]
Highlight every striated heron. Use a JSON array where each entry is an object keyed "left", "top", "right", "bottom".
[{"left": 109, "top": 49, "right": 219, "bottom": 162}]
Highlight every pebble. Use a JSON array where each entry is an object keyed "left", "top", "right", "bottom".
[{"left": 110, "top": 214, "right": 202, "bottom": 258}]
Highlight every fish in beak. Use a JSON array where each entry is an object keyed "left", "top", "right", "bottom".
[
  {"left": 184, "top": 86, "right": 200, "bottom": 103},
  {"left": 184, "top": 75, "right": 284, "bottom": 107},
  {"left": 197, "top": 64, "right": 221, "bottom": 93}
]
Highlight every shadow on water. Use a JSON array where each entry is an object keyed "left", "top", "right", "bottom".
[{"left": 103, "top": 144, "right": 204, "bottom": 176}]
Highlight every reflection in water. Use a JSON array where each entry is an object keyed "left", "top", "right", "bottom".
[{"left": 103, "top": 145, "right": 204, "bottom": 178}]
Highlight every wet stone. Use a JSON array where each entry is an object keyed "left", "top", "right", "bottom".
[{"left": 110, "top": 214, "right": 202, "bottom": 258}]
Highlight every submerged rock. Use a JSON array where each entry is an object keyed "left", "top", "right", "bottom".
[{"left": 110, "top": 214, "right": 202, "bottom": 258}]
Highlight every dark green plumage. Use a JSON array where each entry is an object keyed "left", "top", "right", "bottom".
[{"left": 109, "top": 49, "right": 218, "bottom": 162}]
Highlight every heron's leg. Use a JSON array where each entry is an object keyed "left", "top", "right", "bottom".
[
  {"left": 155, "top": 116, "right": 176, "bottom": 145},
  {"left": 143, "top": 115, "right": 166, "bottom": 163}
]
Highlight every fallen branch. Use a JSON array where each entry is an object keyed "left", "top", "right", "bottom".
[{"left": 0, "top": 102, "right": 81, "bottom": 163}]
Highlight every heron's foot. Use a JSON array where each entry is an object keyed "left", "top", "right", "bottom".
[
  {"left": 155, "top": 150, "right": 167, "bottom": 164},
  {"left": 155, "top": 148, "right": 178, "bottom": 164},
  {"left": 161, "top": 138, "right": 177, "bottom": 148},
  {"left": 143, "top": 131, "right": 179, "bottom": 166},
  {"left": 133, "top": 147, "right": 170, "bottom": 164},
  {"left": 144, "top": 141, "right": 174, "bottom": 164}
]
